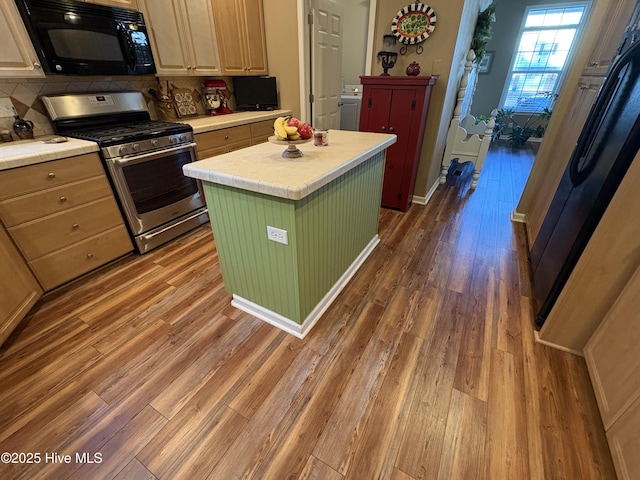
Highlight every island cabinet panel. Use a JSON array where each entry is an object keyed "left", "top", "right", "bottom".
[
  {"left": 202, "top": 151, "right": 385, "bottom": 326},
  {"left": 359, "top": 76, "right": 436, "bottom": 211}
]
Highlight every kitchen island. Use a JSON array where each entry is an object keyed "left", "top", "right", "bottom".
[{"left": 183, "top": 129, "right": 396, "bottom": 337}]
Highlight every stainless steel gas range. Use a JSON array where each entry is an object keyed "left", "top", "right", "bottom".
[{"left": 42, "top": 91, "right": 208, "bottom": 253}]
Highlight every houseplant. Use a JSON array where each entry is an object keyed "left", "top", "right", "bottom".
[
  {"left": 471, "top": 2, "right": 496, "bottom": 64},
  {"left": 490, "top": 92, "right": 557, "bottom": 148}
]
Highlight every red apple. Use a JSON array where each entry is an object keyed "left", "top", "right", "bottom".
[
  {"left": 298, "top": 122, "right": 313, "bottom": 139},
  {"left": 287, "top": 117, "right": 301, "bottom": 128}
]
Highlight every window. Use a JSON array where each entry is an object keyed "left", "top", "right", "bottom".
[{"left": 501, "top": 3, "right": 590, "bottom": 113}]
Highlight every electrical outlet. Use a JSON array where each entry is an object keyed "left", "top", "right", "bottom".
[
  {"left": 267, "top": 226, "right": 288, "bottom": 245},
  {"left": 0, "top": 97, "right": 15, "bottom": 118}
]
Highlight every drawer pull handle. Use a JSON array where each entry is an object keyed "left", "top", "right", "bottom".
[
  {"left": 48, "top": 172, "right": 56, "bottom": 179},
  {"left": 224, "top": 135, "right": 229, "bottom": 140},
  {"left": 59, "top": 196, "right": 67, "bottom": 203},
  {"left": 381, "top": 126, "right": 386, "bottom": 131},
  {"left": 86, "top": 253, "right": 94, "bottom": 259},
  {"left": 72, "top": 223, "right": 79, "bottom": 230}
]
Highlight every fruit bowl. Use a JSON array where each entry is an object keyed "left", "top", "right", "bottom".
[{"left": 268, "top": 135, "right": 312, "bottom": 158}]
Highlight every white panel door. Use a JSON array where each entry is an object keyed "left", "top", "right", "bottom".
[{"left": 313, "top": 0, "right": 343, "bottom": 130}]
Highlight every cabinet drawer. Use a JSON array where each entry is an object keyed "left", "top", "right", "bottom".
[
  {"left": 250, "top": 119, "right": 275, "bottom": 144},
  {"left": 195, "top": 125, "right": 251, "bottom": 152},
  {"left": 198, "top": 139, "right": 252, "bottom": 159},
  {"left": 0, "top": 176, "right": 113, "bottom": 227},
  {"left": 10, "top": 197, "right": 125, "bottom": 261},
  {"left": 29, "top": 225, "right": 133, "bottom": 291},
  {"left": 0, "top": 154, "right": 105, "bottom": 200}
]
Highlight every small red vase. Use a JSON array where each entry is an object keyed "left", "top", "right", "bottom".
[{"left": 406, "top": 62, "right": 421, "bottom": 76}]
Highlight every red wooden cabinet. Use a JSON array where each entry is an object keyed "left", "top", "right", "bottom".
[{"left": 359, "top": 76, "right": 436, "bottom": 211}]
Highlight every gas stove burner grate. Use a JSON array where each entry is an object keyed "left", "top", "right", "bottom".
[{"left": 67, "top": 120, "right": 191, "bottom": 144}]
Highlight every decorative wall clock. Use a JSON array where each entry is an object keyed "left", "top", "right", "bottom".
[{"left": 391, "top": 3, "right": 437, "bottom": 53}]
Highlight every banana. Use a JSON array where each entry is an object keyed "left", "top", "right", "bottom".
[
  {"left": 288, "top": 132, "right": 301, "bottom": 140},
  {"left": 273, "top": 117, "right": 288, "bottom": 140},
  {"left": 284, "top": 125, "right": 298, "bottom": 136}
]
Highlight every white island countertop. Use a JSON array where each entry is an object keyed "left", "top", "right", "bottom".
[{"left": 183, "top": 129, "right": 397, "bottom": 200}]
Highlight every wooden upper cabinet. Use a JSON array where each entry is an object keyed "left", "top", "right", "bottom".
[
  {"left": 0, "top": 222, "right": 42, "bottom": 347},
  {"left": 0, "top": 1, "right": 44, "bottom": 78},
  {"left": 138, "top": 0, "right": 222, "bottom": 76},
  {"left": 583, "top": 0, "right": 637, "bottom": 77},
  {"left": 213, "top": 0, "right": 268, "bottom": 75}
]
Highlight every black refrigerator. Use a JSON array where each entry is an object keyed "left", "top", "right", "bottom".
[{"left": 530, "top": 2, "right": 640, "bottom": 326}]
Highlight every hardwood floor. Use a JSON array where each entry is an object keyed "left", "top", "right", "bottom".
[{"left": 0, "top": 142, "right": 616, "bottom": 479}]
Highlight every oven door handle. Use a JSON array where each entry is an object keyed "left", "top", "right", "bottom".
[{"left": 111, "top": 143, "right": 197, "bottom": 166}]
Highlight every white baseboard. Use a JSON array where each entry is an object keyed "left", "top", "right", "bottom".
[
  {"left": 231, "top": 235, "right": 380, "bottom": 338},
  {"left": 510, "top": 210, "right": 527, "bottom": 223},
  {"left": 412, "top": 179, "right": 440, "bottom": 206}
]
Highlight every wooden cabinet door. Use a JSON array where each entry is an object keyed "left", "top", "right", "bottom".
[
  {"left": 607, "top": 396, "right": 640, "bottom": 480},
  {"left": 213, "top": 0, "right": 267, "bottom": 75},
  {"left": 0, "top": 1, "right": 44, "bottom": 78},
  {"left": 585, "top": 264, "right": 640, "bottom": 429},
  {"left": 138, "top": 0, "right": 191, "bottom": 75},
  {"left": 383, "top": 89, "right": 418, "bottom": 210},
  {"left": 240, "top": 0, "right": 268, "bottom": 74},
  {"left": 583, "top": 0, "right": 636, "bottom": 77},
  {"left": 0, "top": 222, "right": 42, "bottom": 347},
  {"left": 178, "top": 0, "right": 222, "bottom": 76},
  {"left": 360, "top": 86, "right": 419, "bottom": 210}
]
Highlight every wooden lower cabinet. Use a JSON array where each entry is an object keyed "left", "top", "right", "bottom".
[
  {"left": 585, "top": 264, "right": 640, "bottom": 479},
  {"left": 250, "top": 119, "right": 275, "bottom": 145},
  {"left": 195, "top": 120, "right": 277, "bottom": 159},
  {"left": 195, "top": 124, "right": 252, "bottom": 159},
  {"left": 30, "top": 225, "right": 132, "bottom": 291},
  {"left": 0, "top": 153, "right": 133, "bottom": 292},
  {"left": 0, "top": 222, "right": 42, "bottom": 346}
]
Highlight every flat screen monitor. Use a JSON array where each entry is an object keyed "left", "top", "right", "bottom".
[{"left": 233, "top": 76, "right": 278, "bottom": 111}]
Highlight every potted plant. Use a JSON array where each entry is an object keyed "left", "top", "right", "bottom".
[{"left": 490, "top": 92, "right": 557, "bottom": 148}]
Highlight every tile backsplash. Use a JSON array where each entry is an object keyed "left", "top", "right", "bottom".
[{"left": 0, "top": 75, "right": 211, "bottom": 140}]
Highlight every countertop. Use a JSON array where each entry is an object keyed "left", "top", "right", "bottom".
[
  {"left": 183, "top": 130, "right": 397, "bottom": 200},
  {"left": 181, "top": 109, "right": 292, "bottom": 134},
  {"left": 0, "top": 110, "right": 292, "bottom": 171},
  {"left": 0, "top": 137, "right": 100, "bottom": 171}
]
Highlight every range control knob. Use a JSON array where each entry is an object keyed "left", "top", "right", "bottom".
[
  {"left": 179, "top": 134, "right": 188, "bottom": 143},
  {"left": 151, "top": 139, "right": 159, "bottom": 147},
  {"left": 119, "top": 146, "right": 129, "bottom": 156},
  {"left": 169, "top": 136, "right": 178, "bottom": 144},
  {"left": 132, "top": 143, "right": 141, "bottom": 152}
]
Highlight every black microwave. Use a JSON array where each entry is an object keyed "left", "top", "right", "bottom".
[{"left": 14, "top": 0, "right": 156, "bottom": 76}]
